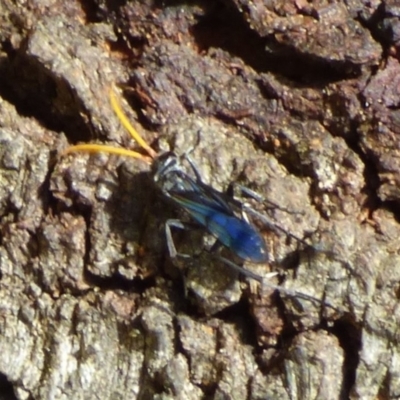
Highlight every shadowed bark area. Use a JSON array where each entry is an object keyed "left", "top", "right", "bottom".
[{"left": 0, "top": 0, "right": 399, "bottom": 399}]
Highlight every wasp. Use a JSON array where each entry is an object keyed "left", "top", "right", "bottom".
[{"left": 63, "top": 89, "right": 335, "bottom": 308}]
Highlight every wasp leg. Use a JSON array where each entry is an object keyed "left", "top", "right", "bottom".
[
  {"left": 218, "top": 255, "right": 338, "bottom": 310},
  {"left": 244, "top": 206, "right": 311, "bottom": 246},
  {"left": 228, "top": 183, "right": 313, "bottom": 249},
  {"left": 204, "top": 240, "right": 271, "bottom": 283},
  {"left": 181, "top": 153, "right": 203, "bottom": 183},
  {"left": 235, "top": 184, "right": 305, "bottom": 215},
  {"left": 165, "top": 219, "right": 202, "bottom": 260},
  {"left": 212, "top": 254, "right": 273, "bottom": 283}
]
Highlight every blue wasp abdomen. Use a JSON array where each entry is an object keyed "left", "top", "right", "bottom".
[{"left": 207, "top": 212, "right": 269, "bottom": 263}]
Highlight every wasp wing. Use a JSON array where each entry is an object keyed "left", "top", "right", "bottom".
[{"left": 171, "top": 171, "right": 234, "bottom": 215}]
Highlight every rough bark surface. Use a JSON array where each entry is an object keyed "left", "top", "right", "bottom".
[{"left": 0, "top": 0, "right": 399, "bottom": 399}]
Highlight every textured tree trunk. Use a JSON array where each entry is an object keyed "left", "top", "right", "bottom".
[{"left": 0, "top": 1, "right": 399, "bottom": 399}]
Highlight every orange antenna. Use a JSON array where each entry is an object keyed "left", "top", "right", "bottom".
[
  {"left": 62, "top": 87, "right": 157, "bottom": 163},
  {"left": 63, "top": 143, "right": 152, "bottom": 163},
  {"left": 109, "top": 88, "right": 157, "bottom": 159}
]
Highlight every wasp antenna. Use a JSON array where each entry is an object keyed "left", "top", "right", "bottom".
[
  {"left": 62, "top": 144, "right": 152, "bottom": 164},
  {"left": 110, "top": 87, "right": 157, "bottom": 159}
]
